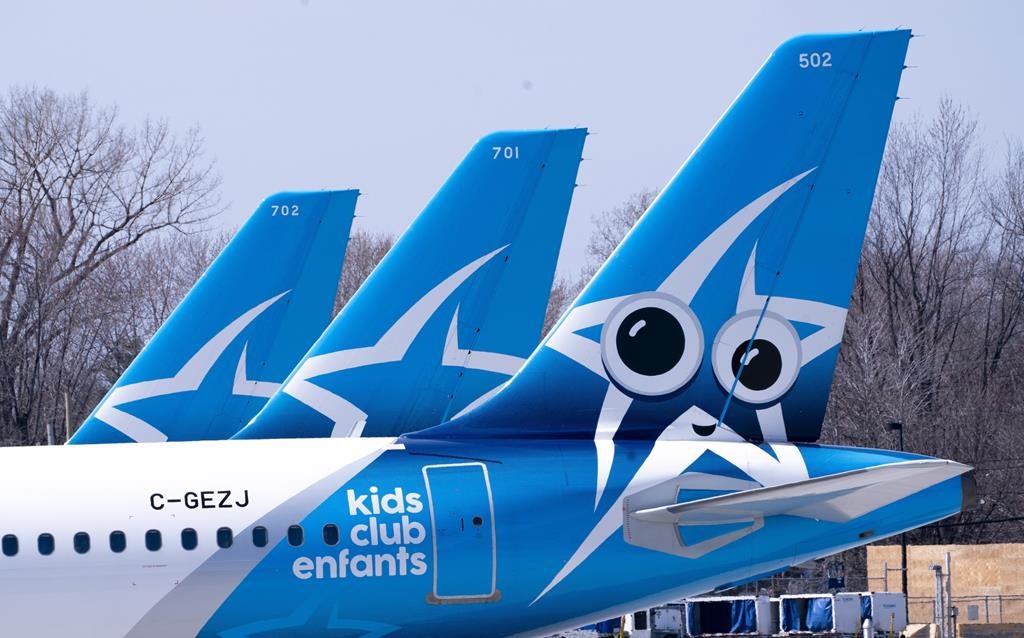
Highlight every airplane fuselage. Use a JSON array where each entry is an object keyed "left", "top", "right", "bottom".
[{"left": 0, "top": 437, "right": 965, "bottom": 637}]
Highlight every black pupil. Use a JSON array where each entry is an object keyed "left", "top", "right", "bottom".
[
  {"left": 615, "top": 307, "right": 685, "bottom": 376},
  {"left": 731, "top": 339, "right": 782, "bottom": 391}
]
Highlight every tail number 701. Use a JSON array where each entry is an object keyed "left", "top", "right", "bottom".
[{"left": 492, "top": 146, "right": 520, "bottom": 160}]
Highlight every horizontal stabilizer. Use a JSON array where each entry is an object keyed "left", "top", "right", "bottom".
[
  {"left": 633, "top": 460, "right": 969, "bottom": 525},
  {"left": 624, "top": 460, "right": 969, "bottom": 558}
]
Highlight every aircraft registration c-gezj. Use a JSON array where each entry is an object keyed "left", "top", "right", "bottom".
[{"left": 0, "top": 30, "right": 974, "bottom": 637}]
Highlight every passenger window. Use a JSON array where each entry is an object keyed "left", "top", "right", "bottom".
[
  {"left": 109, "top": 531, "right": 126, "bottom": 553},
  {"left": 73, "top": 532, "right": 90, "bottom": 554},
  {"left": 2, "top": 534, "right": 17, "bottom": 557},
  {"left": 181, "top": 528, "right": 198, "bottom": 551},
  {"left": 216, "top": 527, "right": 233, "bottom": 549},
  {"left": 287, "top": 525, "right": 303, "bottom": 547},
  {"left": 252, "top": 526, "right": 268, "bottom": 548},
  {"left": 145, "top": 529, "right": 162, "bottom": 551},
  {"left": 322, "top": 524, "right": 339, "bottom": 546},
  {"left": 38, "top": 533, "right": 54, "bottom": 556}
]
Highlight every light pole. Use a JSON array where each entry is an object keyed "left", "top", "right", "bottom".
[{"left": 886, "top": 421, "right": 909, "bottom": 618}]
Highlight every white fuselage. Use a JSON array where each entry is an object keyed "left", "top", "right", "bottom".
[{"left": 0, "top": 438, "right": 397, "bottom": 636}]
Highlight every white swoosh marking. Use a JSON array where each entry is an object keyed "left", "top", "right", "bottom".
[
  {"left": 283, "top": 246, "right": 510, "bottom": 433},
  {"left": 93, "top": 291, "right": 290, "bottom": 442}
]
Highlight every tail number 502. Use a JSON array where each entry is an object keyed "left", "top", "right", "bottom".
[{"left": 799, "top": 52, "right": 832, "bottom": 68}]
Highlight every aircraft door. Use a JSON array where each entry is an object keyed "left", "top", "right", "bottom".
[{"left": 422, "top": 462, "right": 499, "bottom": 603}]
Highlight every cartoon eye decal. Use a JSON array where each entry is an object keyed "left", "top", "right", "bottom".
[
  {"left": 712, "top": 310, "right": 802, "bottom": 405},
  {"left": 600, "top": 292, "right": 704, "bottom": 397}
]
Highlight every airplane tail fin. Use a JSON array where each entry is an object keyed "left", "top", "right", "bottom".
[
  {"left": 235, "top": 128, "right": 587, "bottom": 439},
  {"left": 421, "top": 31, "right": 910, "bottom": 444},
  {"left": 70, "top": 190, "right": 357, "bottom": 443}
]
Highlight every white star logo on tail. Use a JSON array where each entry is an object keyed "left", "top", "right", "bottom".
[
  {"left": 92, "top": 291, "right": 290, "bottom": 442},
  {"left": 281, "top": 245, "right": 527, "bottom": 437},
  {"left": 531, "top": 168, "right": 859, "bottom": 602}
]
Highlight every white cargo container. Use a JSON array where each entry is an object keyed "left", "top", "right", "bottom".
[
  {"left": 623, "top": 604, "right": 685, "bottom": 638},
  {"left": 652, "top": 606, "right": 684, "bottom": 634},
  {"left": 858, "top": 591, "right": 907, "bottom": 633}
]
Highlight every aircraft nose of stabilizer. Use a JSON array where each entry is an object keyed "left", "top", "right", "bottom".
[{"left": 960, "top": 468, "right": 978, "bottom": 511}]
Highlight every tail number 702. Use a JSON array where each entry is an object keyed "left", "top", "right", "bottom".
[
  {"left": 799, "top": 52, "right": 832, "bottom": 68},
  {"left": 271, "top": 204, "right": 300, "bottom": 217}
]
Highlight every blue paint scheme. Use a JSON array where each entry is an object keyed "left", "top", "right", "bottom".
[
  {"left": 424, "top": 30, "right": 911, "bottom": 444},
  {"left": 237, "top": 129, "right": 586, "bottom": 440},
  {"left": 66, "top": 31, "right": 974, "bottom": 638},
  {"left": 194, "top": 31, "right": 960, "bottom": 637},
  {"left": 71, "top": 191, "right": 356, "bottom": 443},
  {"left": 197, "top": 440, "right": 967, "bottom": 637}
]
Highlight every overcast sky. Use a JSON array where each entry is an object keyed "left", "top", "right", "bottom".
[{"left": 6, "top": 1, "right": 1023, "bottom": 275}]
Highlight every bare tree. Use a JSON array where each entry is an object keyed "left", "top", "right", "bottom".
[
  {"left": 823, "top": 99, "right": 1024, "bottom": 544},
  {"left": 536, "top": 188, "right": 659, "bottom": 337},
  {"left": 542, "top": 275, "right": 583, "bottom": 337},
  {"left": 583, "top": 188, "right": 658, "bottom": 279},
  {"left": 87, "top": 231, "right": 227, "bottom": 386},
  {"left": 0, "top": 87, "right": 222, "bottom": 443},
  {"left": 334, "top": 229, "right": 395, "bottom": 313}
]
